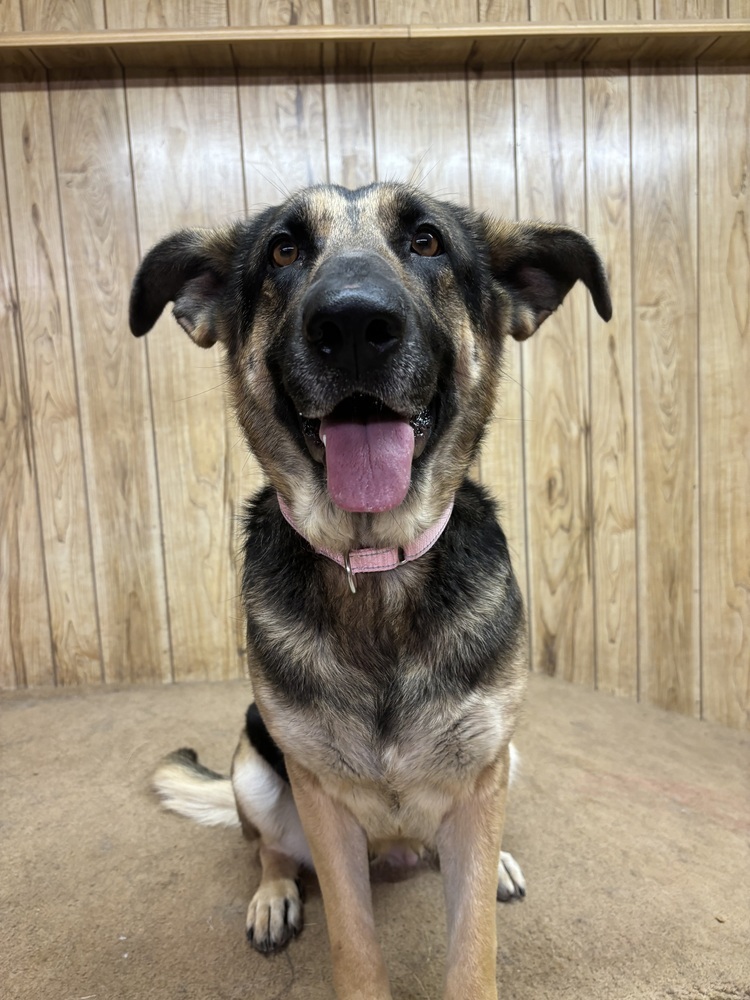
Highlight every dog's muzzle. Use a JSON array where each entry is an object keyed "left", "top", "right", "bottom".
[
  {"left": 302, "top": 252, "right": 409, "bottom": 380},
  {"left": 294, "top": 253, "right": 434, "bottom": 515}
]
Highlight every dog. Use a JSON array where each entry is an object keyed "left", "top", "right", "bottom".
[{"left": 130, "top": 181, "right": 611, "bottom": 1000}]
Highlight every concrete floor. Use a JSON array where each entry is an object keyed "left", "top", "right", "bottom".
[{"left": 2, "top": 673, "right": 748, "bottom": 1000}]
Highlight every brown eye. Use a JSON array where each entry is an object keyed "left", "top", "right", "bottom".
[
  {"left": 271, "top": 237, "right": 300, "bottom": 267},
  {"left": 411, "top": 228, "right": 443, "bottom": 257}
]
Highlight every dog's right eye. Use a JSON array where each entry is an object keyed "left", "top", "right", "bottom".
[{"left": 270, "top": 237, "right": 300, "bottom": 268}]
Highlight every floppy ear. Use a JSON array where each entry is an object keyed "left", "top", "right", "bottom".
[
  {"left": 129, "top": 225, "right": 241, "bottom": 348},
  {"left": 483, "top": 218, "right": 612, "bottom": 341}
]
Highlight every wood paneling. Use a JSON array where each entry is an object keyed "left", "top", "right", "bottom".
[
  {"left": 1, "top": 0, "right": 748, "bottom": 731},
  {"left": 515, "top": 64, "right": 594, "bottom": 686},
  {"left": 105, "top": 0, "right": 229, "bottom": 29},
  {"left": 584, "top": 63, "right": 637, "bottom": 699},
  {"left": 229, "top": 0, "right": 324, "bottom": 24},
  {"left": 50, "top": 69, "right": 170, "bottom": 683},
  {"left": 480, "top": 1, "right": 530, "bottom": 19},
  {"left": 127, "top": 64, "right": 247, "bottom": 682},
  {"left": 0, "top": 112, "right": 52, "bottom": 689},
  {"left": 20, "top": 0, "right": 105, "bottom": 31},
  {"left": 530, "top": 0, "right": 604, "bottom": 20},
  {"left": 0, "top": 0, "right": 23, "bottom": 32},
  {"left": 1, "top": 61, "right": 102, "bottom": 686},
  {"left": 605, "top": 1, "right": 654, "bottom": 17},
  {"left": 375, "top": 0, "right": 477, "bottom": 22},
  {"left": 631, "top": 66, "right": 699, "bottom": 717},
  {"left": 466, "top": 58, "right": 529, "bottom": 634},
  {"left": 656, "top": 0, "right": 726, "bottom": 17},
  {"left": 698, "top": 65, "right": 750, "bottom": 729}
]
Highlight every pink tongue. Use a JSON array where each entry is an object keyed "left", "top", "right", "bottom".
[{"left": 320, "top": 416, "right": 414, "bottom": 513}]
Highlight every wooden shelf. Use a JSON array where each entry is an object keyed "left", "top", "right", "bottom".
[{"left": 0, "top": 20, "right": 748, "bottom": 73}]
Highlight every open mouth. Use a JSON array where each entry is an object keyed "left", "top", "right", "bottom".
[{"left": 299, "top": 395, "right": 434, "bottom": 513}]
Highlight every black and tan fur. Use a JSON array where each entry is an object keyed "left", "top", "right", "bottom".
[{"left": 132, "top": 182, "right": 611, "bottom": 1000}]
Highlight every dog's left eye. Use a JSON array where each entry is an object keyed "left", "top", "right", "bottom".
[
  {"left": 271, "top": 237, "right": 300, "bottom": 267},
  {"left": 411, "top": 228, "right": 443, "bottom": 257}
]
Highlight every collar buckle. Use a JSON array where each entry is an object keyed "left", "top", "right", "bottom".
[{"left": 343, "top": 552, "right": 357, "bottom": 594}]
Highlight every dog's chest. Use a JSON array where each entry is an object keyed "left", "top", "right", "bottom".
[{"left": 261, "top": 676, "right": 512, "bottom": 842}]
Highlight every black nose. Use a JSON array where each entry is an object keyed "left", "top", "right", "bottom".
[{"left": 302, "top": 256, "right": 406, "bottom": 378}]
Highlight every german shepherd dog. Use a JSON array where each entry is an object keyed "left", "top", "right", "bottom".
[{"left": 130, "top": 182, "right": 611, "bottom": 1000}]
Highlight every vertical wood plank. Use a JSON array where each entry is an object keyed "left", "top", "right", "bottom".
[
  {"left": 698, "top": 65, "right": 750, "bottom": 729},
  {"left": 631, "top": 65, "right": 699, "bottom": 717},
  {"left": 323, "top": 0, "right": 375, "bottom": 22},
  {"left": 515, "top": 64, "right": 594, "bottom": 686},
  {"left": 466, "top": 58, "right": 529, "bottom": 639},
  {"left": 479, "top": 1, "right": 529, "bottom": 19},
  {"left": 655, "top": 1, "right": 727, "bottom": 17},
  {"left": 105, "top": 0, "right": 229, "bottom": 28},
  {"left": 50, "top": 69, "right": 170, "bottom": 684},
  {"left": 322, "top": 0, "right": 377, "bottom": 189},
  {"left": 228, "top": 0, "right": 324, "bottom": 23},
  {"left": 585, "top": 64, "right": 637, "bottom": 698},
  {"left": 605, "top": 1, "right": 655, "bottom": 17},
  {"left": 375, "top": 0, "right": 477, "bottom": 20},
  {"left": 372, "top": 0, "right": 473, "bottom": 201},
  {"left": 0, "top": 62, "right": 102, "bottom": 686},
  {"left": 728, "top": 1, "right": 749, "bottom": 17},
  {"left": 127, "top": 65, "right": 248, "bottom": 683},
  {"left": 20, "top": 0, "right": 105, "bottom": 30},
  {"left": 0, "top": 110, "right": 53, "bottom": 689},
  {"left": 238, "top": 74, "right": 329, "bottom": 206},
  {"left": 0, "top": 0, "right": 23, "bottom": 31},
  {"left": 371, "top": 66, "right": 470, "bottom": 199},
  {"left": 529, "top": 0, "right": 604, "bottom": 19}
]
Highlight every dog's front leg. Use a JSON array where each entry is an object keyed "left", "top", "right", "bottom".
[
  {"left": 286, "top": 759, "right": 392, "bottom": 1000},
  {"left": 437, "top": 747, "right": 511, "bottom": 1000}
]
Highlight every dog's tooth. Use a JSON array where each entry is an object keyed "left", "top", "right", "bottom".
[{"left": 322, "top": 433, "right": 326, "bottom": 448}]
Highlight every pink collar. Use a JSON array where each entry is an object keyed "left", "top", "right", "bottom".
[{"left": 277, "top": 495, "right": 454, "bottom": 594}]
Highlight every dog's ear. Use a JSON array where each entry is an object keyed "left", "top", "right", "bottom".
[
  {"left": 482, "top": 218, "right": 612, "bottom": 341},
  {"left": 129, "top": 226, "right": 241, "bottom": 348}
]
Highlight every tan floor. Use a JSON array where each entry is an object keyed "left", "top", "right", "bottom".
[{"left": 1, "top": 673, "right": 748, "bottom": 1000}]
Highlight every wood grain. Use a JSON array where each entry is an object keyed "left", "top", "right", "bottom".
[
  {"left": 0, "top": 0, "right": 23, "bottom": 31},
  {"left": 631, "top": 66, "right": 699, "bottom": 717},
  {"left": 479, "top": 1, "right": 529, "bottom": 18},
  {"left": 605, "top": 1, "right": 655, "bottom": 17},
  {"left": 322, "top": 0, "right": 375, "bottom": 189},
  {"left": 0, "top": 108, "right": 53, "bottom": 689},
  {"left": 656, "top": 0, "right": 727, "bottom": 17},
  {"left": 238, "top": 71, "right": 328, "bottom": 203},
  {"left": 20, "top": 0, "right": 105, "bottom": 30},
  {"left": 515, "top": 64, "right": 594, "bottom": 686},
  {"left": 323, "top": 0, "right": 375, "bottom": 22},
  {"left": 105, "top": 0, "right": 229, "bottom": 29},
  {"left": 374, "top": 0, "right": 477, "bottom": 21},
  {"left": 371, "top": 65, "right": 470, "bottom": 198},
  {"left": 698, "top": 65, "right": 750, "bottom": 729},
  {"left": 584, "top": 64, "right": 637, "bottom": 698},
  {"left": 50, "top": 69, "right": 170, "bottom": 684},
  {"left": 466, "top": 60, "right": 529, "bottom": 636},
  {"left": 0, "top": 62, "right": 102, "bottom": 685},
  {"left": 530, "top": 0, "right": 604, "bottom": 20},
  {"left": 126, "top": 67, "right": 248, "bottom": 682},
  {"left": 229, "top": 0, "right": 324, "bottom": 23}
]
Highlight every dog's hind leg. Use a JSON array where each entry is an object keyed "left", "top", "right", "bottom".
[{"left": 232, "top": 722, "right": 313, "bottom": 953}]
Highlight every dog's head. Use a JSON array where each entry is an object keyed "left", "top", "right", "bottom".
[{"left": 130, "top": 183, "right": 610, "bottom": 550}]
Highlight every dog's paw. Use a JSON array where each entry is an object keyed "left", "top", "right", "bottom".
[
  {"left": 496, "top": 850, "right": 526, "bottom": 902},
  {"left": 246, "top": 878, "right": 303, "bottom": 953}
]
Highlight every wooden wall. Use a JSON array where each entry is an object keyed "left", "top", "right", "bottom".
[{"left": 1, "top": 0, "right": 748, "bottom": 730}]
